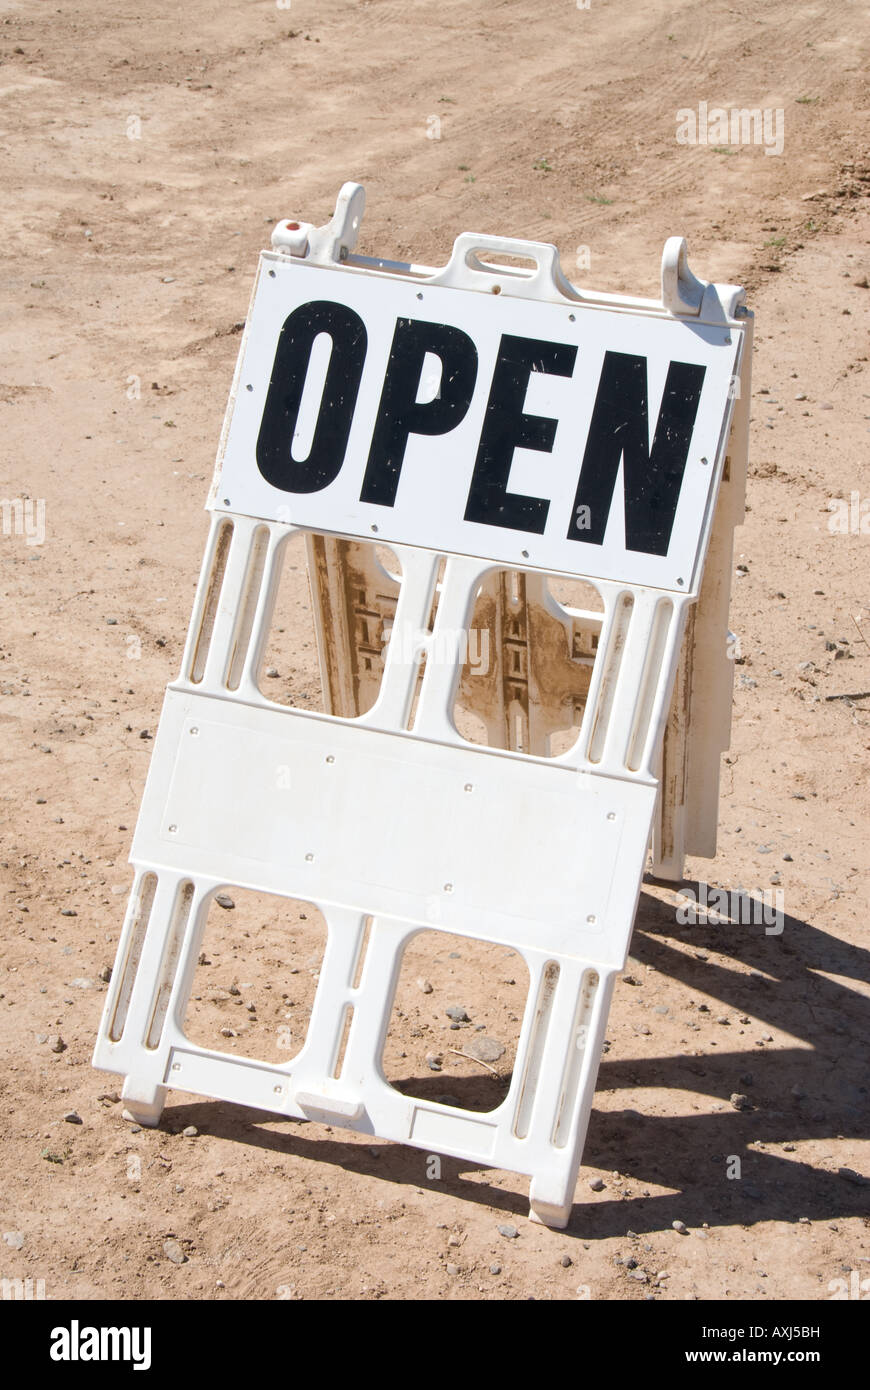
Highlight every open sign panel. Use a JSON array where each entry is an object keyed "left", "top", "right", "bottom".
[{"left": 214, "top": 257, "right": 743, "bottom": 593}]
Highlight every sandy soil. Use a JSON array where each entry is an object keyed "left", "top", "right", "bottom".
[{"left": 1, "top": 0, "right": 869, "bottom": 1301}]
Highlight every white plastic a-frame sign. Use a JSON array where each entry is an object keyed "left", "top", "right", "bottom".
[{"left": 93, "top": 184, "right": 750, "bottom": 1227}]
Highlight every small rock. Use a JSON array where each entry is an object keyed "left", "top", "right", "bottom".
[
  {"left": 219, "top": 1027, "right": 237, "bottom": 1038},
  {"left": 138, "top": 729, "right": 151, "bottom": 739},
  {"left": 489, "top": 1263, "right": 501, "bottom": 1275},
  {"left": 447, "top": 1234, "right": 461, "bottom": 1247},
  {"left": 794, "top": 392, "right": 807, "bottom": 401},
  {"left": 589, "top": 1177, "right": 606, "bottom": 1192},
  {"left": 783, "top": 853, "right": 793, "bottom": 862},
  {"left": 466, "top": 1036, "right": 505, "bottom": 1064},
  {"left": 182, "top": 1126, "right": 198, "bottom": 1138},
  {"left": 425, "top": 1053, "right": 442, "bottom": 1071},
  {"left": 265, "top": 667, "right": 279, "bottom": 678},
  {"left": 730, "top": 1093, "right": 751, "bottom": 1111},
  {"left": 560, "top": 1253, "right": 572, "bottom": 1267},
  {"left": 60, "top": 909, "right": 77, "bottom": 918},
  {"left": 63, "top": 1111, "right": 82, "bottom": 1125},
  {"left": 163, "top": 1238, "right": 187, "bottom": 1265},
  {"left": 446, "top": 1004, "right": 469, "bottom": 1022},
  {"left": 99, "top": 965, "right": 112, "bottom": 983},
  {"left": 417, "top": 978, "right": 433, "bottom": 994},
  {"left": 783, "top": 1143, "right": 796, "bottom": 1152},
  {"left": 446, "top": 1263, "right": 460, "bottom": 1276},
  {"left": 637, "top": 1024, "right": 651, "bottom": 1035},
  {"left": 2, "top": 1231, "right": 24, "bottom": 1250},
  {"left": 625, "top": 1256, "right": 638, "bottom": 1269},
  {"left": 215, "top": 893, "right": 235, "bottom": 910},
  {"left": 672, "top": 1220, "right": 688, "bottom": 1234},
  {"left": 48, "top": 1035, "right": 66, "bottom": 1053},
  {"left": 628, "top": 1270, "right": 648, "bottom": 1282},
  {"left": 36, "top": 1034, "right": 47, "bottom": 1045},
  {"left": 622, "top": 974, "right": 639, "bottom": 986},
  {"left": 498, "top": 1223, "right": 519, "bottom": 1239}
]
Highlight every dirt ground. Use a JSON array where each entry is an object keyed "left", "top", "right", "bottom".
[{"left": 1, "top": 0, "right": 869, "bottom": 1302}]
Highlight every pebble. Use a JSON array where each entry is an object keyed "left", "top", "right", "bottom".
[
  {"left": 417, "top": 978, "right": 433, "bottom": 994},
  {"left": 60, "top": 909, "right": 77, "bottom": 918},
  {"left": 215, "top": 893, "right": 235, "bottom": 910},
  {"left": 48, "top": 1035, "right": 66, "bottom": 1053},
  {"left": 219, "top": 1027, "right": 237, "bottom": 1038},
  {"left": 498, "top": 1223, "right": 519, "bottom": 1239},
  {"left": 466, "top": 1036, "right": 505, "bottom": 1064},
  {"left": 2, "top": 1231, "right": 24, "bottom": 1250},
  {"left": 672, "top": 1220, "right": 688, "bottom": 1234},
  {"left": 182, "top": 1126, "right": 198, "bottom": 1138},
  {"left": 36, "top": 1034, "right": 47, "bottom": 1045},
  {"left": 446, "top": 1004, "right": 469, "bottom": 1022},
  {"left": 560, "top": 1254, "right": 572, "bottom": 1267},
  {"left": 63, "top": 1111, "right": 82, "bottom": 1124},
  {"left": 163, "top": 1239, "right": 187, "bottom": 1265},
  {"left": 489, "top": 1263, "right": 501, "bottom": 1275},
  {"left": 425, "top": 1053, "right": 442, "bottom": 1071},
  {"left": 99, "top": 965, "right": 112, "bottom": 983},
  {"left": 588, "top": 1177, "right": 606, "bottom": 1192},
  {"left": 265, "top": 667, "right": 279, "bottom": 678},
  {"left": 622, "top": 974, "right": 639, "bottom": 986},
  {"left": 447, "top": 1234, "right": 461, "bottom": 1247},
  {"left": 446, "top": 1263, "right": 460, "bottom": 1276}
]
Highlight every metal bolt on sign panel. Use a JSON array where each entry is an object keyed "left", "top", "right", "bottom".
[{"left": 93, "top": 184, "right": 751, "bottom": 1227}]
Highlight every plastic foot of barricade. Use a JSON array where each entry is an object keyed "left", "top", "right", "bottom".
[
  {"left": 121, "top": 1076, "right": 167, "bottom": 1128},
  {"left": 528, "top": 1179, "right": 573, "bottom": 1230}
]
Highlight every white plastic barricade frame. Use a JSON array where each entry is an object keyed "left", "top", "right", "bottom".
[{"left": 93, "top": 185, "right": 751, "bottom": 1227}]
